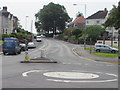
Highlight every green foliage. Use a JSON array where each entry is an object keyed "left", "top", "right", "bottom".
[
  {"left": 72, "top": 28, "right": 82, "bottom": 39},
  {"left": 83, "top": 25, "right": 105, "bottom": 40},
  {"left": 35, "top": 2, "right": 70, "bottom": 35},
  {"left": 85, "top": 47, "right": 94, "bottom": 50},
  {"left": 0, "top": 40, "right": 3, "bottom": 45},
  {"left": 2, "top": 30, "right": 32, "bottom": 43},
  {"left": 70, "top": 35, "right": 76, "bottom": 40},
  {"left": 76, "top": 12, "right": 83, "bottom": 18},
  {"left": 104, "top": 1, "right": 120, "bottom": 29},
  {"left": 2, "top": 34, "right": 10, "bottom": 40},
  {"left": 93, "top": 52, "right": 118, "bottom": 58}
]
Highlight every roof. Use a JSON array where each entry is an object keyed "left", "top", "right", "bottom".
[
  {"left": 69, "top": 16, "right": 85, "bottom": 25},
  {"left": 86, "top": 8, "right": 108, "bottom": 19}
]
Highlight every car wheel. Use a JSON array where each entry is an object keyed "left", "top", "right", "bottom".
[
  {"left": 3, "top": 52, "right": 6, "bottom": 55},
  {"left": 14, "top": 51, "right": 18, "bottom": 55},
  {"left": 96, "top": 49, "right": 100, "bottom": 52},
  {"left": 18, "top": 50, "right": 21, "bottom": 54},
  {"left": 111, "top": 50, "right": 116, "bottom": 53}
]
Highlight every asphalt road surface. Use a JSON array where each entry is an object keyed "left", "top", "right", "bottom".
[{"left": 2, "top": 38, "right": 118, "bottom": 88}]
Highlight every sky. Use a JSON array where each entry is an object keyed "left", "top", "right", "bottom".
[{"left": 0, "top": 0, "right": 119, "bottom": 34}]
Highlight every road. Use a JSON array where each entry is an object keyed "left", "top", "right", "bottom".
[{"left": 2, "top": 38, "right": 118, "bottom": 88}]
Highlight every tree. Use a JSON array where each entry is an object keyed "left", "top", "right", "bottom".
[
  {"left": 76, "top": 12, "right": 83, "bottom": 18},
  {"left": 35, "top": 2, "right": 70, "bottom": 36},
  {"left": 83, "top": 25, "right": 105, "bottom": 41},
  {"left": 104, "top": 2, "right": 120, "bottom": 29},
  {"left": 104, "top": 1, "right": 120, "bottom": 48},
  {"left": 72, "top": 28, "right": 82, "bottom": 39}
]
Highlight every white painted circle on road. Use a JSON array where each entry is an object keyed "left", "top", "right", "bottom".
[{"left": 43, "top": 72, "right": 99, "bottom": 79}]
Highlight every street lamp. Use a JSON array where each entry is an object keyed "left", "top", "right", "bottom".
[
  {"left": 25, "top": 16, "right": 29, "bottom": 30},
  {"left": 73, "top": 3, "right": 86, "bottom": 18},
  {"left": 53, "top": 20, "right": 56, "bottom": 37},
  {"left": 73, "top": 3, "right": 87, "bottom": 49}
]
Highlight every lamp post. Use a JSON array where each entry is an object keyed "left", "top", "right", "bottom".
[
  {"left": 73, "top": 3, "right": 87, "bottom": 49},
  {"left": 53, "top": 20, "right": 56, "bottom": 37},
  {"left": 25, "top": 16, "right": 29, "bottom": 30},
  {"left": 73, "top": 3, "right": 86, "bottom": 18}
]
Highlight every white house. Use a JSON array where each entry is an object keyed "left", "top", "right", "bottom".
[
  {"left": 86, "top": 8, "right": 118, "bottom": 40},
  {"left": 86, "top": 8, "right": 108, "bottom": 26},
  {"left": 0, "top": 7, "right": 18, "bottom": 35}
]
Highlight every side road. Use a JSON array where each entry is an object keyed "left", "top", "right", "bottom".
[{"left": 73, "top": 46, "right": 119, "bottom": 64}]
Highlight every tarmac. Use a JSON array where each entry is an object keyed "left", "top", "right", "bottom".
[
  {"left": 73, "top": 46, "right": 119, "bottom": 64},
  {"left": 0, "top": 44, "right": 119, "bottom": 64}
]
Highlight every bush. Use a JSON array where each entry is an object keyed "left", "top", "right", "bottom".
[
  {"left": 70, "top": 35, "right": 76, "bottom": 40},
  {"left": 2, "top": 34, "right": 10, "bottom": 40}
]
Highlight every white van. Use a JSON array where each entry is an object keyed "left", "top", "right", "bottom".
[{"left": 36, "top": 36, "right": 42, "bottom": 42}]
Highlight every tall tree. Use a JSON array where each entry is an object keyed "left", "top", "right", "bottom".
[
  {"left": 104, "top": 2, "right": 120, "bottom": 30},
  {"left": 104, "top": 1, "right": 120, "bottom": 48},
  {"left": 35, "top": 2, "right": 70, "bottom": 35}
]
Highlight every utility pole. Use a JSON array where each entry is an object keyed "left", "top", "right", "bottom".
[
  {"left": 118, "top": 29, "right": 120, "bottom": 59},
  {"left": 31, "top": 20, "right": 33, "bottom": 41},
  {"left": 25, "top": 16, "right": 29, "bottom": 30}
]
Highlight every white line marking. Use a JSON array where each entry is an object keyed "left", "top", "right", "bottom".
[
  {"left": 47, "top": 78, "right": 117, "bottom": 83},
  {"left": 22, "top": 70, "right": 48, "bottom": 77}
]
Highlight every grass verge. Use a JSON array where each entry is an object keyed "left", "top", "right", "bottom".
[
  {"left": 92, "top": 52, "right": 118, "bottom": 58},
  {"left": 0, "top": 40, "right": 3, "bottom": 45},
  {"left": 85, "top": 47, "right": 118, "bottom": 58}
]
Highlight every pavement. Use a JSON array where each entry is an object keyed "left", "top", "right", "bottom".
[{"left": 73, "top": 46, "right": 119, "bottom": 64}]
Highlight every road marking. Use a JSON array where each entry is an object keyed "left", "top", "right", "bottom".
[
  {"left": 22, "top": 70, "right": 48, "bottom": 77},
  {"left": 47, "top": 78, "right": 117, "bottom": 83},
  {"left": 72, "top": 48, "right": 97, "bottom": 63},
  {"left": 22, "top": 70, "right": 118, "bottom": 83},
  {"left": 44, "top": 72, "right": 118, "bottom": 83},
  {"left": 43, "top": 72, "right": 99, "bottom": 79}
]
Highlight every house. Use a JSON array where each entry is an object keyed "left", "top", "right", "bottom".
[
  {"left": 86, "top": 8, "right": 108, "bottom": 26},
  {"left": 67, "top": 16, "right": 85, "bottom": 28},
  {"left": 0, "top": 7, "right": 18, "bottom": 35},
  {"left": 86, "top": 8, "right": 118, "bottom": 39}
]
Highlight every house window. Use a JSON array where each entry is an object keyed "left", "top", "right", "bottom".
[
  {"left": 86, "top": 21, "right": 89, "bottom": 24},
  {"left": 96, "top": 20, "right": 100, "bottom": 24},
  {"left": 6, "top": 29, "right": 7, "bottom": 34}
]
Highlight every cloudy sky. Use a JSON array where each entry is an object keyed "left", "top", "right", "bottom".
[{"left": 0, "top": 0, "right": 119, "bottom": 33}]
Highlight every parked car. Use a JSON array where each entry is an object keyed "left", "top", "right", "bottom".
[
  {"left": 20, "top": 43, "right": 28, "bottom": 51},
  {"left": 3, "top": 38, "right": 21, "bottom": 55},
  {"left": 28, "top": 42, "right": 36, "bottom": 48},
  {"left": 94, "top": 44, "right": 118, "bottom": 53},
  {"left": 36, "top": 36, "right": 42, "bottom": 42}
]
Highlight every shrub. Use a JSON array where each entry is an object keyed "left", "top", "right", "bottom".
[
  {"left": 2, "top": 34, "right": 10, "bottom": 40},
  {"left": 70, "top": 35, "right": 76, "bottom": 40}
]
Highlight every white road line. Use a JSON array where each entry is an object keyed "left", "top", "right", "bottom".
[
  {"left": 47, "top": 78, "right": 117, "bottom": 83},
  {"left": 22, "top": 70, "right": 48, "bottom": 77}
]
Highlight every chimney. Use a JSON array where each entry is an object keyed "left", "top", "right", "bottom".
[
  {"left": 104, "top": 8, "right": 107, "bottom": 12},
  {"left": 3, "top": 6, "right": 7, "bottom": 11}
]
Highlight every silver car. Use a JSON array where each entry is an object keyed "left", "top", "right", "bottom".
[
  {"left": 94, "top": 44, "right": 118, "bottom": 53},
  {"left": 28, "top": 42, "right": 36, "bottom": 48}
]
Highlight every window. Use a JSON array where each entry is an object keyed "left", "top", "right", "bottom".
[
  {"left": 96, "top": 20, "right": 100, "bottom": 24},
  {"left": 86, "top": 21, "right": 89, "bottom": 24}
]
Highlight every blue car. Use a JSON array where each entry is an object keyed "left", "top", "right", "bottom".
[{"left": 3, "top": 38, "right": 21, "bottom": 55}]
